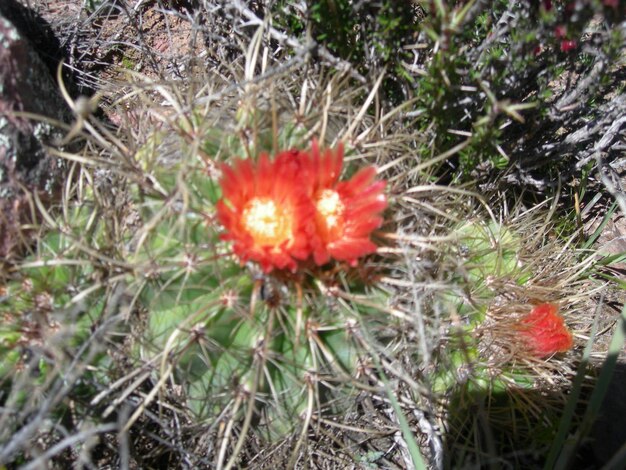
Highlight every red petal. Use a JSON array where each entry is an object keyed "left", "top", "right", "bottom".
[
  {"left": 345, "top": 216, "right": 384, "bottom": 237},
  {"left": 519, "top": 303, "right": 573, "bottom": 357},
  {"left": 346, "top": 199, "right": 388, "bottom": 223},
  {"left": 313, "top": 246, "right": 331, "bottom": 265},
  {"left": 327, "top": 238, "right": 378, "bottom": 261},
  {"left": 353, "top": 180, "right": 387, "bottom": 200},
  {"left": 328, "top": 143, "right": 344, "bottom": 185},
  {"left": 216, "top": 201, "right": 239, "bottom": 229},
  {"left": 340, "top": 166, "right": 377, "bottom": 195}
]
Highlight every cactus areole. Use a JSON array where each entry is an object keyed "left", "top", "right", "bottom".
[{"left": 217, "top": 140, "right": 387, "bottom": 272}]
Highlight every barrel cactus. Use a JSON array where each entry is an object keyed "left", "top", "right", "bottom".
[
  {"left": 434, "top": 209, "right": 597, "bottom": 463},
  {"left": 126, "top": 104, "right": 393, "bottom": 453}
]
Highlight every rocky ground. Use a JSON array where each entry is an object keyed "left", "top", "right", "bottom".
[{"left": 2, "top": 0, "right": 626, "bottom": 467}]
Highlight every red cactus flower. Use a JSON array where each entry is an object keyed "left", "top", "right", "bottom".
[
  {"left": 216, "top": 150, "right": 314, "bottom": 273},
  {"left": 217, "top": 140, "right": 388, "bottom": 272},
  {"left": 518, "top": 303, "right": 573, "bottom": 357},
  {"left": 300, "top": 140, "right": 387, "bottom": 266}
]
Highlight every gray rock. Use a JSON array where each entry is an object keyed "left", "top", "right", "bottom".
[{"left": 0, "top": 1, "right": 71, "bottom": 261}]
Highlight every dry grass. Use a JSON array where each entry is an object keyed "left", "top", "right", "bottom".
[{"left": 1, "top": 1, "right": 624, "bottom": 468}]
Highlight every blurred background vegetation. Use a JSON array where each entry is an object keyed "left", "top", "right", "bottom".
[{"left": 1, "top": 0, "right": 625, "bottom": 468}]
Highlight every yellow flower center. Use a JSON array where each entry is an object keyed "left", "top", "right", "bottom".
[
  {"left": 242, "top": 198, "right": 292, "bottom": 246},
  {"left": 314, "top": 189, "right": 345, "bottom": 241}
]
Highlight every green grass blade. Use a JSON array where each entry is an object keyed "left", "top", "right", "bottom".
[
  {"left": 543, "top": 296, "right": 601, "bottom": 469},
  {"left": 378, "top": 369, "right": 428, "bottom": 470},
  {"left": 552, "top": 301, "right": 626, "bottom": 469},
  {"left": 582, "top": 201, "right": 617, "bottom": 250}
]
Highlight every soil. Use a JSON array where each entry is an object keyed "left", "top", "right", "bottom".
[{"left": 4, "top": 0, "right": 626, "bottom": 467}]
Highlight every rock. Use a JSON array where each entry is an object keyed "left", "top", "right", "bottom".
[{"left": 0, "top": 0, "right": 71, "bottom": 262}]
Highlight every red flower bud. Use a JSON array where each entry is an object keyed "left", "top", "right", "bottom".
[{"left": 518, "top": 303, "right": 573, "bottom": 357}]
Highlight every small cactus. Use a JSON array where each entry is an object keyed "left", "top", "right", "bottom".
[{"left": 435, "top": 210, "right": 594, "bottom": 463}]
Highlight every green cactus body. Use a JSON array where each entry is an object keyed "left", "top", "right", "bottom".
[
  {"left": 0, "top": 198, "right": 115, "bottom": 436},
  {"left": 434, "top": 220, "right": 533, "bottom": 394},
  {"left": 140, "top": 263, "right": 366, "bottom": 439},
  {"left": 128, "top": 117, "right": 379, "bottom": 441},
  {"left": 434, "top": 213, "right": 586, "bottom": 464}
]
